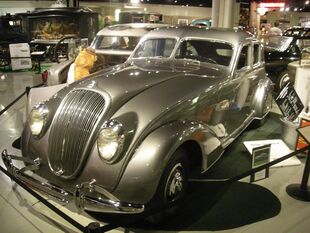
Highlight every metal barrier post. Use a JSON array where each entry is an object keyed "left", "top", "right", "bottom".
[
  {"left": 86, "top": 222, "right": 101, "bottom": 233},
  {"left": 286, "top": 126, "right": 310, "bottom": 201}
]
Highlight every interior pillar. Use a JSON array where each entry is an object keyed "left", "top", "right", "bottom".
[
  {"left": 212, "top": 0, "right": 220, "bottom": 27},
  {"left": 213, "top": 0, "right": 236, "bottom": 29}
]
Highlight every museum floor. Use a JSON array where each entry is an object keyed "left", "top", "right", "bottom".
[{"left": 0, "top": 71, "right": 309, "bottom": 233}]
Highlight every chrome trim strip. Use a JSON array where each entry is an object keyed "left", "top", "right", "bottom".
[
  {"left": 1, "top": 150, "right": 144, "bottom": 214},
  {"left": 48, "top": 89, "right": 109, "bottom": 179}
]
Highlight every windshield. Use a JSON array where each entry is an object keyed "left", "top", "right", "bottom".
[
  {"left": 296, "top": 38, "right": 310, "bottom": 51},
  {"left": 175, "top": 39, "right": 233, "bottom": 66},
  {"left": 133, "top": 38, "right": 176, "bottom": 58},
  {"left": 264, "top": 36, "right": 293, "bottom": 51},
  {"left": 92, "top": 36, "right": 141, "bottom": 50}
]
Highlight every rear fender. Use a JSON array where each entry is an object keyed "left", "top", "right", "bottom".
[
  {"left": 252, "top": 77, "right": 272, "bottom": 118},
  {"left": 113, "top": 120, "right": 222, "bottom": 204},
  {"left": 47, "top": 59, "right": 73, "bottom": 85}
]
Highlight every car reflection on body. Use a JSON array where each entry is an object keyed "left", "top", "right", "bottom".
[
  {"left": 44, "top": 23, "right": 169, "bottom": 86},
  {"left": 2, "top": 26, "right": 272, "bottom": 221}
]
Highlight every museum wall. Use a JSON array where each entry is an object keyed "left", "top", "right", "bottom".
[
  {"left": 265, "top": 11, "right": 310, "bottom": 27},
  {"left": 1, "top": 1, "right": 309, "bottom": 28},
  {"left": 0, "top": 0, "right": 212, "bottom": 26}
]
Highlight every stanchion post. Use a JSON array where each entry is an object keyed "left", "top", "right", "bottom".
[
  {"left": 26, "top": 86, "right": 31, "bottom": 97},
  {"left": 300, "top": 147, "right": 310, "bottom": 192},
  {"left": 286, "top": 126, "right": 310, "bottom": 201},
  {"left": 86, "top": 222, "right": 101, "bottom": 233}
]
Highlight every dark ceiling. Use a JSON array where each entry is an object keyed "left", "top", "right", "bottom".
[
  {"left": 78, "top": 0, "right": 310, "bottom": 11},
  {"left": 80, "top": 0, "right": 213, "bottom": 7}
]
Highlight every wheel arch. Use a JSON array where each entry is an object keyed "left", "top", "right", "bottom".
[
  {"left": 113, "top": 120, "right": 220, "bottom": 204},
  {"left": 178, "top": 140, "right": 203, "bottom": 176},
  {"left": 252, "top": 77, "right": 272, "bottom": 118}
]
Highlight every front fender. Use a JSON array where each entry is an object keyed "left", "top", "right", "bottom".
[
  {"left": 25, "top": 84, "right": 67, "bottom": 123},
  {"left": 113, "top": 120, "right": 222, "bottom": 204}
]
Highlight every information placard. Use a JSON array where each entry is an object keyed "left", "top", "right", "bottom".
[
  {"left": 250, "top": 144, "right": 270, "bottom": 182},
  {"left": 275, "top": 82, "right": 304, "bottom": 121},
  {"left": 252, "top": 144, "right": 271, "bottom": 168}
]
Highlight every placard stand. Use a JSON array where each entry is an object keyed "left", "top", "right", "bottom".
[{"left": 286, "top": 125, "right": 310, "bottom": 201}]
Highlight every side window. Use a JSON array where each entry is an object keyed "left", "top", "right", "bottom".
[
  {"left": 237, "top": 45, "right": 249, "bottom": 70},
  {"left": 175, "top": 41, "right": 198, "bottom": 58},
  {"left": 253, "top": 44, "right": 260, "bottom": 65}
]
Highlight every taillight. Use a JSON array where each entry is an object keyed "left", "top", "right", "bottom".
[{"left": 41, "top": 70, "right": 48, "bottom": 83}]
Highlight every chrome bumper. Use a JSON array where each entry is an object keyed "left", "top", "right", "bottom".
[{"left": 1, "top": 149, "right": 144, "bottom": 214}]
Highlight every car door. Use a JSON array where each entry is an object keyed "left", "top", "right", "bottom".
[
  {"left": 216, "top": 44, "right": 253, "bottom": 140},
  {"left": 247, "top": 42, "right": 266, "bottom": 106}
]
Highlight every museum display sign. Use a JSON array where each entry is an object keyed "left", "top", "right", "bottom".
[
  {"left": 296, "top": 118, "right": 310, "bottom": 153},
  {"left": 274, "top": 82, "right": 304, "bottom": 121}
]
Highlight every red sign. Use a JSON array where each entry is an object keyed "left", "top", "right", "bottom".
[{"left": 259, "top": 2, "right": 285, "bottom": 8}]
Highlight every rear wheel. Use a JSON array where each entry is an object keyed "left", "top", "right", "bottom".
[{"left": 147, "top": 148, "right": 188, "bottom": 223}]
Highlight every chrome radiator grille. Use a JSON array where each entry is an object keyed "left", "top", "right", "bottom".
[{"left": 48, "top": 90, "right": 106, "bottom": 178}]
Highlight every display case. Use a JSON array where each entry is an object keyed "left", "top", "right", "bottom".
[
  {"left": 119, "top": 11, "right": 163, "bottom": 24},
  {"left": 0, "top": 14, "right": 28, "bottom": 67},
  {"left": 17, "top": 8, "right": 98, "bottom": 61}
]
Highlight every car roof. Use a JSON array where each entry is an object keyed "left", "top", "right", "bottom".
[
  {"left": 96, "top": 23, "right": 169, "bottom": 37},
  {"left": 143, "top": 26, "right": 256, "bottom": 47},
  {"left": 283, "top": 27, "right": 310, "bottom": 39}
]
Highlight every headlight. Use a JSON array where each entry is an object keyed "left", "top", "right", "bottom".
[
  {"left": 29, "top": 103, "right": 49, "bottom": 137},
  {"left": 97, "top": 120, "right": 124, "bottom": 163}
]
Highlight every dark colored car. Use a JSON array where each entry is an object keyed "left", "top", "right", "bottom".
[
  {"left": 264, "top": 27, "right": 310, "bottom": 90},
  {"left": 0, "top": 14, "right": 28, "bottom": 67}
]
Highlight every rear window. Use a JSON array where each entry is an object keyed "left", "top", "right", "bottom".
[
  {"left": 133, "top": 38, "right": 177, "bottom": 58},
  {"left": 92, "top": 36, "right": 140, "bottom": 50}
]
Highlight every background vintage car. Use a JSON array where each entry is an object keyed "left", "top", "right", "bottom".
[
  {"left": 264, "top": 27, "right": 310, "bottom": 90},
  {"left": 0, "top": 14, "right": 28, "bottom": 67},
  {"left": 44, "top": 23, "right": 169, "bottom": 86},
  {"left": 3, "top": 27, "right": 272, "bottom": 219}
]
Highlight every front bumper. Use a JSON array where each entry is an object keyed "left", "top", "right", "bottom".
[{"left": 1, "top": 149, "right": 144, "bottom": 214}]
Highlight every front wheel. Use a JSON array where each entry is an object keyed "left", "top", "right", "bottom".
[{"left": 147, "top": 148, "right": 188, "bottom": 223}]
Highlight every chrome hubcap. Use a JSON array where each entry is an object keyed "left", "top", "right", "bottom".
[{"left": 165, "top": 163, "right": 184, "bottom": 202}]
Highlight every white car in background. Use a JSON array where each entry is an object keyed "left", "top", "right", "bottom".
[{"left": 42, "top": 23, "right": 169, "bottom": 86}]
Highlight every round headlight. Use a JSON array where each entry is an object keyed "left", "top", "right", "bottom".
[
  {"left": 97, "top": 121, "right": 124, "bottom": 162},
  {"left": 29, "top": 103, "right": 48, "bottom": 137}
]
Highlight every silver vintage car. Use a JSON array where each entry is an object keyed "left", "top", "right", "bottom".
[{"left": 2, "top": 27, "right": 272, "bottom": 217}]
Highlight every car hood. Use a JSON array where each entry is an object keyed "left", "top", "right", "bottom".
[{"left": 71, "top": 58, "right": 228, "bottom": 108}]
